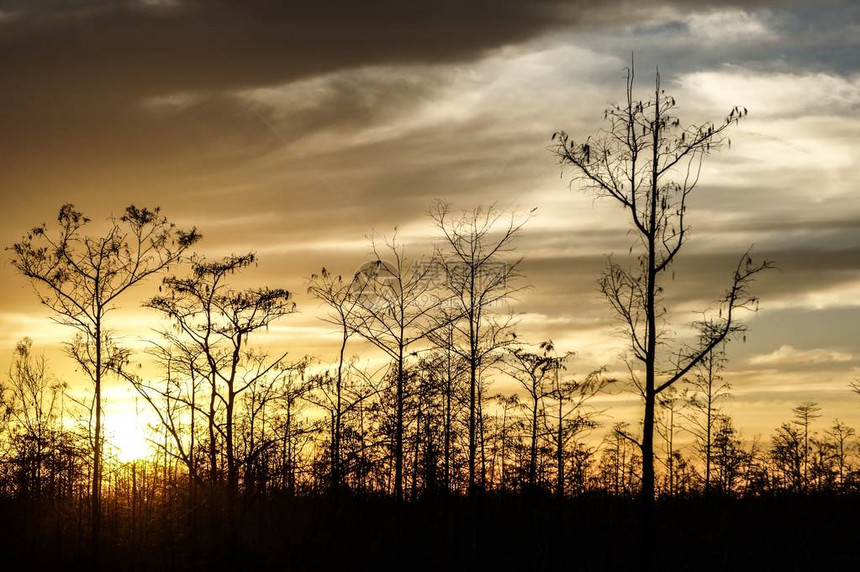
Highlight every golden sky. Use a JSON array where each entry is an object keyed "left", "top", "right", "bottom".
[{"left": 1, "top": 0, "right": 859, "bottom": 451}]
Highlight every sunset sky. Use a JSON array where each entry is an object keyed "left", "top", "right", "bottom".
[{"left": 1, "top": 0, "right": 858, "bottom": 454}]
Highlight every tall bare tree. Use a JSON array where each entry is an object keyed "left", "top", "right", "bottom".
[
  {"left": 683, "top": 334, "right": 732, "bottom": 493},
  {"left": 599, "top": 422, "right": 642, "bottom": 496},
  {"left": 10, "top": 204, "right": 198, "bottom": 545},
  {"left": 539, "top": 341, "right": 608, "bottom": 499},
  {"left": 307, "top": 267, "right": 374, "bottom": 491},
  {"left": 430, "top": 201, "right": 528, "bottom": 493},
  {"left": 792, "top": 401, "right": 822, "bottom": 491},
  {"left": 710, "top": 415, "right": 748, "bottom": 495},
  {"left": 503, "top": 345, "right": 553, "bottom": 489},
  {"left": 348, "top": 236, "right": 440, "bottom": 501},
  {"left": 305, "top": 364, "right": 381, "bottom": 493},
  {"left": 145, "top": 253, "right": 295, "bottom": 517},
  {"left": 127, "top": 341, "right": 205, "bottom": 487},
  {"left": 553, "top": 67, "right": 771, "bottom": 509},
  {"left": 771, "top": 422, "right": 804, "bottom": 492},
  {"left": 491, "top": 393, "right": 521, "bottom": 492},
  {"left": 4, "top": 338, "right": 66, "bottom": 500},
  {"left": 425, "top": 325, "right": 468, "bottom": 493},
  {"left": 656, "top": 386, "right": 684, "bottom": 497},
  {"left": 826, "top": 419, "right": 855, "bottom": 489}
]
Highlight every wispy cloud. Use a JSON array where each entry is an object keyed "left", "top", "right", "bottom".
[
  {"left": 684, "top": 9, "right": 776, "bottom": 45},
  {"left": 749, "top": 345, "right": 854, "bottom": 366}
]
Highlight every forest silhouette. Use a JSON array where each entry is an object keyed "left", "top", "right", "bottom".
[{"left": 1, "top": 72, "right": 858, "bottom": 572}]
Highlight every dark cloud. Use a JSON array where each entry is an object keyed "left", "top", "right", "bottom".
[
  {"left": 0, "top": 0, "right": 783, "bottom": 207},
  {"left": 0, "top": 0, "right": 575, "bottom": 213},
  {"left": 1, "top": 0, "right": 777, "bottom": 93},
  {"left": 1, "top": 0, "right": 570, "bottom": 100},
  {"left": 577, "top": 0, "right": 860, "bottom": 79}
]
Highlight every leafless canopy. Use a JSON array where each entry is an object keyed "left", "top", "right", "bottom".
[
  {"left": 9, "top": 203, "right": 199, "bottom": 543},
  {"left": 552, "top": 65, "right": 772, "bottom": 506}
]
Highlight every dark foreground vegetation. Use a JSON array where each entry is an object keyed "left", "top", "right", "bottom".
[{"left": 1, "top": 492, "right": 858, "bottom": 571}]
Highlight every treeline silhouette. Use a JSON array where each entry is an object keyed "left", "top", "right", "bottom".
[
  {"left": 3, "top": 338, "right": 860, "bottom": 502},
  {"left": 2, "top": 206, "right": 858, "bottom": 571},
  {"left": 2, "top": 71, "right": 858, "bottom": 571}
]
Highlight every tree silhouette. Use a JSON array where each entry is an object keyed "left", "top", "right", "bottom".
[
  {"left": 10, "top": 204, "right": 198, "bottom": 548},
  {"left": 307, "top": 267, "right": 377, "bottom": 492},
  {"left": 429, "top": 201, "right": 528, "bottom": 493},
  {"left": 771, "top": 422, "right": 804, "bottom": 492},
  {"left": 710, "top": 415, "right": 748, "bottom": 495},
  {"left": 656, "top": 386, "right": 684, "bottom": 496},
  {"left": 4, "top": 338, "right": 67, "bottom": 500},
  {"left": 539, "top": 342, "right": 607, "bottom": 499},
  {"left": 124, "top": 339, "right": 205, "bottom": 492},
  {"left": 553, "top": 67, "right": 772, "bottom": 510},
  {"left": 305, "top": 365, "right": 381, "bottom": 494},
  {"left": 826, "top": 419, "right": 855, "bottom": 489},
  {"left": 347, "top": 236, "right": 440, "bottom": 501},
  {"left": 491, "top": 393, "right": 521, "bottom": 492},
  {"left": 598, "top": 422, "right": 642, "bottom": 496},
  {"left": 683, "top": 335, "right": 732, "bottom": 494},
  {"left": 792, "top": 401, "right": 822, "bottom": 491},
  {"left": 144, "top": 253, "right": 295, "bottom": 520},
  {"left": 503, "top": 345, "right": 555, "bottom": 490},
  {"left": 425, "top": 327, "right": 468, "bottom": 493}
]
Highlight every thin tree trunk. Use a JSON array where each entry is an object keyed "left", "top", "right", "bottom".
[
  {"left": 411, "top": 401, "right": 421, "bottom": 501},
  {"left": 208, "top": 374, "right": 218, "bottom": 485},
  {"left": 333, "top": 332, "right": 347, "bottom": 491},
  {"left": 478, "top": 387, "right": 487, "bottom": 490},
  {"left": 500, "top": 406, "right": 508, "bottom": 491},
  {"left": 639, "top": 75, "right": 663, "bottom": 571},
  {"left": 92, "top": 318, "right": 102, "bottom": 552},
  {"left": 468, "top": 331, "right": 477, "bottom": 494},
  {"left": 444, "top": 357, "right": 452, "bottom": 492},
  {"left": 705, "top": 356, "right": 713, "bottom": 494},
  {"left": 226, "top": 384, "right": 236, "bottom": 522},
  {"left": 530, "top": 393, "right": 538, "bottom": 488},
  {"left": 395, "top": 341, "right": 405, "bottom": 501},
  {"left": 556, "top": 392, "right": 564, "bottom": 498}
]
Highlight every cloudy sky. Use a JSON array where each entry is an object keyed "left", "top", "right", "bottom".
[{"left": 1, "top": 0, "right": 858, "bottom": 446}]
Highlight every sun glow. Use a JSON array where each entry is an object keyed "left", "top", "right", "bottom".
[{"left": 105, "top": 406, "right": 156, "bottom": 463}]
